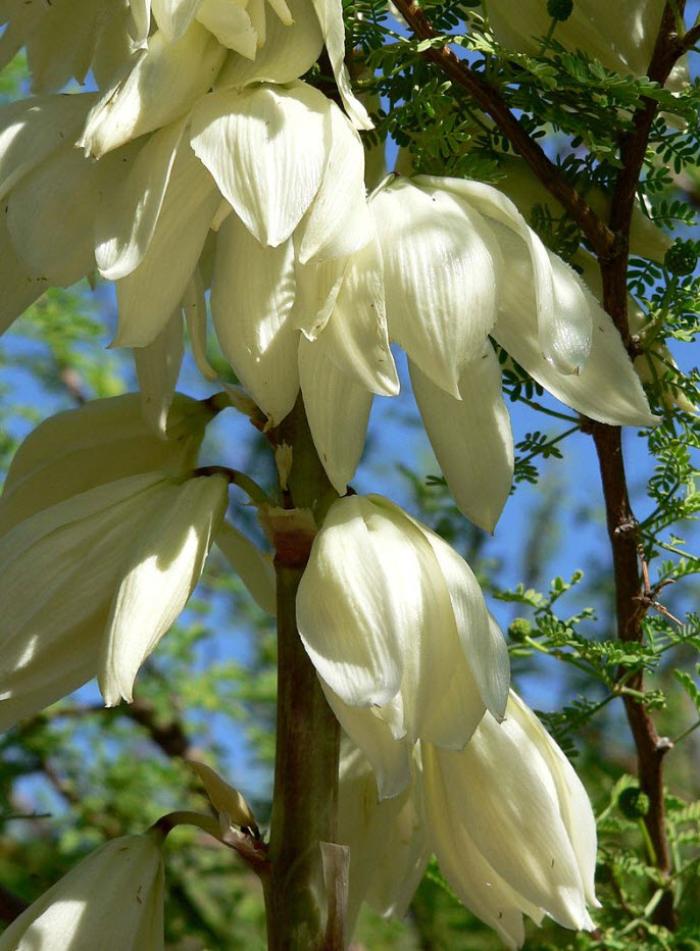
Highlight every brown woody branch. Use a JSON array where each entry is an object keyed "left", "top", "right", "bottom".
[
  {"left": 394, "top": 0, "right": 691, "bottom": 932},
  {"left": 592, "top": 3, "right": 687, "bottom": 929},
  {"left": 390, "top": 0, "right": 616, "bottom": 258}
]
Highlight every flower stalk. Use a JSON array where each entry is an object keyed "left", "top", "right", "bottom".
[{"left": 264, "top": 398, "right": 342, "bottom": 950}]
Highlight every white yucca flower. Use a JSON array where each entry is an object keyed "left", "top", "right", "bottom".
[
  {"left": 0, "top": 471, "right": 228, "bottom": 730},
  {"left": 0, "top": 92, "right": 131, "bottom": 332},
  {"left": 0, "top": 0, "right": 143, "bottom": 93},
  {"left": 0, "top": 392, "right": 213, "bottom": 534},
  {"left": 79, "top": 20, "right": 228, "bottom": 158},
  {"left": 78, "top": 0, "right": 369, "bottom": 161},
  {"left": 142, "top": 0, "right": 371, "bottom": 128},
  {"left": 339, "top": 691, "right": 600, "bottom": 949},
  {"left": 299, "top": 173, "right": 657, "bottom": 531},
  {"left": 296, "top": 494, "right": 510, "bottom": 796},
  {"left": 98, "top": 80, "right": 370, "bottom": 423},
  {"left": 0, "top": 833, "right": 165, "bottom": 951},
  {"left": 488, "top": 0, "right": 668, "bottom": 78}
]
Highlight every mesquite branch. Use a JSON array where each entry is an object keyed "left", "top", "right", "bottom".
[{"left": 392, "top": 0, "right": 691, "bottom": 930}]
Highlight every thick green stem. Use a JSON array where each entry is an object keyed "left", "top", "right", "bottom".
[{"left": 264, "top": 399, "right": 342, "bottom": 950}]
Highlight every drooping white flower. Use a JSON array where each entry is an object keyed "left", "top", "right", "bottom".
[
  {"left": 339, "top": 691, "right": 600, "bottom": 949},
  {"left": 0, "top": 93, "right": 130, "bottom": 316},
  {"left": 0, "top": 392, "right": 213, "bottom": 534},
  {"left": 98, "top": 473, "right": 230, "bottom": 705},
  {"left": 101, "top": 79, "right": 372, "bottom": 423},
  {"left": 215, "top": 0, "right": 324, "bottom": 86},
  {"left": 79, "top": 21, "right": 227, "bottom": 157},
  {"left": 0, "top": 471, "right": 228, "bottom": 730},
  {"left": 0, "top": 0, "right": 140, "bottom": 93},
  {"left": 0, "top": 833, "right": 165, "bottom": 951},
  {"left": 291, "top": 172, "right": 650, "bottom": 531},
  {"left": 373, "top": 174, "right": 593, "bottom": 381},
  {"left": 296, "top": 494, "right": 510, "bottom": 795}
]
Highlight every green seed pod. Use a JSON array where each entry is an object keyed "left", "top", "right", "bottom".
[
  {"left": 547, "top": 0, "right": 574, "bottom": 22},
  {"left": 665, "top": 241, "right": 698, "bottom": 277},
  {"left": 618, "top": 786, "right": 650, "bottom": 819},
  {"left": 508, "top": 618, "right": 533, "bottom": 643}
]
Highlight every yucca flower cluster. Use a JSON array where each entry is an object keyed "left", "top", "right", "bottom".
[{"left": 0, "top": 0, "right": 672, "bottom": 946}]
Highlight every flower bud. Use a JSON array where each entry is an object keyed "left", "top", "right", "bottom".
[{"left": 297, "top": 494, "right": 510, "bottom": 795}]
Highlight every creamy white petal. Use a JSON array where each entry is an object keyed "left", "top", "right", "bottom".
[
  {"left": 366, "top": 496, "right": 486, "bottom": 746},
  {"left": 436, "top": 710, "right": 591, "bottom": 930},
  {"left": 0, "top": 473, "right": 166, "bottom": 556},
  {"left": 95, "top": 118, "right": 186, "bottom": 280},
  {"left": 296, "top": 496, "right": 405, "bottom": 707},
  {"left": 314, "top": 240, "right": 398, "bottom": 396},
  {"left": 373, "top": 180, "right": 502, "bottom": 398},
  {"left": 22, "top": 0, "right": 113, "bottom": 93},
  {"left": 0, "top": 478, "right": 170, "bottom": 729},
  {"left": 492, "top": 226, "right": 658, "bottom": 426},
  {"left": 0, "top": 834, "right": 164, "bottom": 951},
  {"left": 190, "top": 81, "right": 329, "bottom": 247},
  {"left": 134, "top": 311, "right": 185, "bottom": 436},
  {"left": 152, "top": 0, "right": 200, "bottom": 39},
  {"left": 402, "top": 508, "right": 510, "bottom": 720},
  {"left": 0, "top": 628, "right": 99, "bottom": 733},
  {"left": 410, "top": 343, "right": 513, "bottom": 533},
  {"left": 128, "top": 0, "right": 152, "bottom": 49},
  {"left": 99, "top": 475, "right": 228, "bottom": 705},
  {"left": 216, "top": 0, "right": 323, "bottom": 86},
  {"left": 310, "top": 0, "right": 372, "bottom": 130},
  {"left": 114, "top": 143, "right": 220, "bottom": 347},
  {"left": 211, "top": 213, "right": 299, "bottom": 423},
  {"left": 215, "top": 519, "right": 276, "bottom": 616},
  {"left": 0, "top": 397, "right": 207, "bottom": 528},
  {"left": 418, "top": 175, "right": 591, "bottom": 374},
  {"left": 324, "top": 688, "right": 413, "bottom": 799},
  {"left": 80, "top": 23, "right": 226, "bottom": 157},
  {"left": 0, "top": 215, "right": 48, "bottom": 335},
  {"left": 292, "top": 255, "right": 348, "bottom": 340},
  {"left": 337, "top": 743, "right": 428, "bottom": 935},
  {"left": 299, "top": 335, "right": 372, "bottom": 493},
  {"left": 508, "top": 692, "right": 599, "bottom": 908},
  {"left": 0, "top": 93, "right": 96, "bottom": 202},
  {"left": 422, "top": 742, "right": 537, "bottom": 949},
  {"left": 6, "top": 144, "right": 118, "bottom": 287},
  {"left": 92, "top": 3, "right": 140, "bottom": 89},
  {"left": 197, "top": 0, "right": 257, "bottom": 57},
  {"left": 295, "top": 106, "right": 372, "bottom": 264}
]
